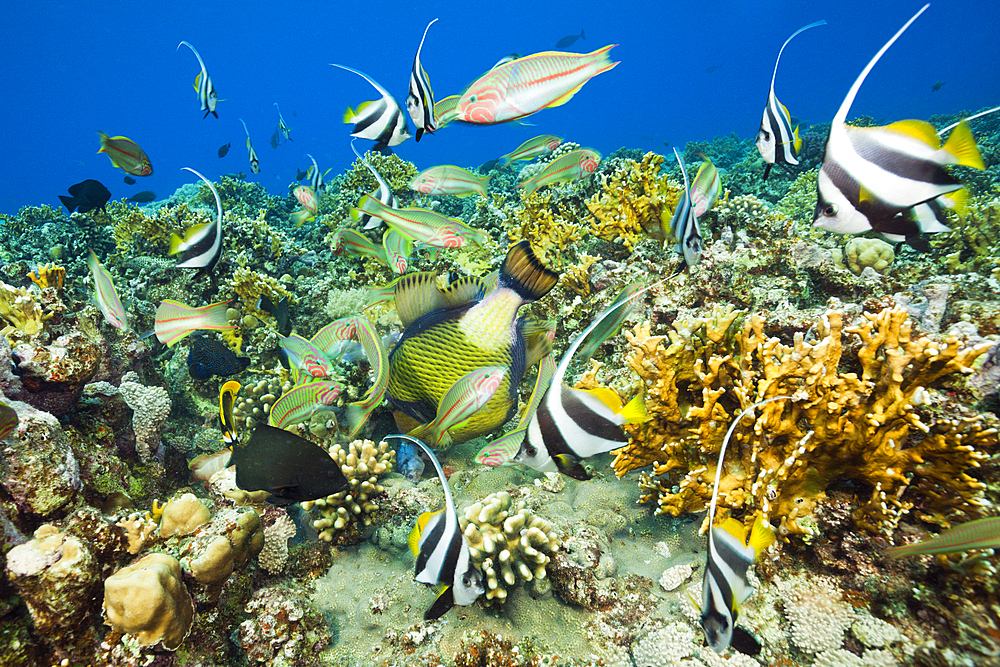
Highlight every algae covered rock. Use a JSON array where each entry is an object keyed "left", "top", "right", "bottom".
[{"left": 102, "top": 552, "right": 194, "bottom": 650}]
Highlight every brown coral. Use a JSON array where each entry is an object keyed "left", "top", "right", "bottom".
[{"left": 612, "top": 305, "right": 997, "bottom": 539}]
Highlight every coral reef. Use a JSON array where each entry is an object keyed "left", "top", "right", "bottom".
[
  {"left": 612, "top": 304, "right": 998, "bottom": 538},
  {"left": 301, "top": 438, "right": 394, "bottom": 544},
  {"left": 102, "top": 552, "right": 194, "bottom": 650},
  {"left": 0, "top": 281, "right": 51, "bottom": 340},
  {"left": 459, "top": 490, "right": 560, "bottom": 606},
  {"left": 239, "top": 584, "right": 333, "bottom": 666},
  {"left": 835, "top": 237, "right": 895, "bottom": 276}
]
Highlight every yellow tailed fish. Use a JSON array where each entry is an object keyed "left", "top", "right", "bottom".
[
  {"left": 170, "top": 167, "right": 224, "bottom": 271},
  {"left": 331, "top": 229, "right": 389, "bottom": 266},
  {"left": 290, "top": 185, "right": 318, "bottom": 227},
  {"left": 410, "top": 165, "right": 490, "bottom": 197},
  {"left": 499, "top": 135, "right": 563, "bottom": 165},
  {"left": 357, "top": 194, "right": 487, "bottom": 248},
  {"left": 177, "top": 40, "right": 219, "bottom": 118}
]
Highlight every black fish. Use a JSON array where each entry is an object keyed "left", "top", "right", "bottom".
[
  {"left": 258, "top": 295, "right": 290, "bottom": 335},
  {"left": 704, "top": 63, "right": 723, "bottom": 74},
  {"left": 59, "top": 179, "right": 111, "bottom": 214},
  {"left": 555, "top": 28, "right": 585, "bottom": 48},
  {"left": 295, "top": 167, "right": 308, "bottom": 182},
  {"left": 126, "top": 191, "right": 156, "bottom": 204},
  {"left": 187, "top": 332, "right": 250, "bottom": 380},
  {"left": 270, "top": 127, "right": 280, "bottom": 149},
  {"left": 931, "top": 80, "right": 946, "bottom": 92},
  {"left": 231, "top": 423, "right": 349, "bottom": 506},
  {"left": 123, "top": 176, "right": 137, "bottom": 185},
  {"left": 218, "top": 142, "right": 231, "bottom": 158},
  {"left": 237, "top": 172, "right": 247, "bottom": 180},
  {"left": 478, "top": 158, "right": 500, "bottom": 173}
]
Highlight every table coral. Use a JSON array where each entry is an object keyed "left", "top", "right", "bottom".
[
  {"left": 301, "top": 438, "right": 394, "bottom": 544},
  {"left": 612, "top": 304, "right": 997, "bottom": 539},
  {"left": 586, "top": 151, "right": 681, "bottom": 250},
  {"left": 458, "top": 490, "right": 559, "bottom": 606}
]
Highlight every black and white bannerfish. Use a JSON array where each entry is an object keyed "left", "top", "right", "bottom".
[
  {"left": 306, "top": 153, "right": 332, "bottom": 194},
  {"left": 274, "top": 103, "right": 293, "bottom": 142},
  {"left": 407, "top": 18, "right": 438, "bottom": 142},
  {"left": 177, "top": 41, "right": 219, "bottom": 118},
  {"left": 669, "top": 148, "right": 703, "bottom": 268},
  {"left": 696, "top": 398, "right": 784, "bottom": 656},
  {"left": 348, "top": 139, "right": 398, "bottom": 230},
  {"left": 239, "top": 118, "right": 260, "bottom": 174},
  {"left": 169, "top": 167, "right": 224, "bottom": 271},
  {"left": 332, "top": 64, "right": 412, "bottom": 151},
  {"left": 813, "top": 4, "right": 984, "bottom": 240},
  {"left": 392, "top": 434, "right": 484, "bottom": 620},
  {"left": 514, "top": 284, "right": 651, "bottom": 481},
  {"left": 755, "top": 20, "right": 825, "bottom": 179}
]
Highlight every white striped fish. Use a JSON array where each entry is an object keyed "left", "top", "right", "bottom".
[
  {"left": 88, "top": 249, "right": 128, "bottom": 330},
  {"left": 332, "top": 64, "right": 411, "bottom": 150},
  {"left": 669, "top": 149, "right": 703, "bottom": 268},
  {"left": 393, "top": 434, "right": 484, "bottom": 619},
  {"left": 754, "top": 20, "right": 825, "bottom": 179},
  {"left": 306, "top": 154, "right": 331, "bottom": 194},
  {"left": 274, "top": 103, "right": 293, "bottom": 142},
  {"left": 169, "top": 167, "right": 224, "bottom": 271},
  {"left": 514, "top": 284, "right": 650, "bottom": 480},
  {"left": 348, "top": 140, "right": 398, "bottom": 230},
  {"left": 177, "top": 41, "right": 219, "bottom": 118},
  {"left": 456, "top": 46, "right": 618, "bottom": 124},
  {"left": 813, "top": 5, "right": 984, "bottom": 238},
  {"left": 239, "top": 119, "right": 260, "bottom": 174},
  {"left": 698, "top": 398, "right": 783, "bottom": 655},
  {"left": 407, "top": 18, "right": 438, "bottom": 141}
]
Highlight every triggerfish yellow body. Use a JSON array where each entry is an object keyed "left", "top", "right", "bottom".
[
  {"left": 386, "top": 241, "right": 558, "bottom": 448},
  {"left": 456, "top": 46, "right": 618, "bottom": 124}
]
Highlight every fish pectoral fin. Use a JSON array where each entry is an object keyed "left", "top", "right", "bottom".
[
  {"left": 792, "top": 125, "right": 802, "bottom": 153},
  {"left": 941, "top": 120, "right": 985, "bottom": 170},
  {"left": 424, "top": 586, "right": 456, "bottom": 620},
  {"left": 553, "top": 453, "right": 591, "bottom": 481}
]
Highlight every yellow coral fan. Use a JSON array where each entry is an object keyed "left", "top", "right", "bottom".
[
  {"left": 586, "top": 151, "right": 682, "bottom": 250},
  {"left": 612, "top": 305, "right": 997, "bottom": 539},
  {"left": 27, "top": 264, "right": 66, "bottom": 291}
]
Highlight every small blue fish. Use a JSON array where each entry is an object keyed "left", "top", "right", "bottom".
[{"left": 396, "top": 440, "right": 426, "bottom": 483}]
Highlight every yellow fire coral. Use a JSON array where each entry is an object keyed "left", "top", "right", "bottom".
[
  {"left": 586, "top": 151, "right": 682, "bottom": 250},
  {"left": 612, "top": 305, "right": 997, "bottom": 540},
  {"left": 27, "top": 264, "right": 66, "bottom": 291},
  {"left": 509, "top": 190, "right": 583, "bottom": 268},
  {"left": 0, "top": 281, "right": 52, "bottom": 339}
]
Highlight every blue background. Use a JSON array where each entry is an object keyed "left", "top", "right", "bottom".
[{"left": 2, "top": 0, "right": 997, "bottom": 214}]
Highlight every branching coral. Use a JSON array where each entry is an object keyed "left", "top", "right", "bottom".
[
  {"left": 612, "top": 304, "right": 997, "bottom": 539},
  {"left": 227, "top": 265, "right": 293, "bottom": 314},
  {"left": 933, "top": 195, "right": 1000, "bottom": 279},
  {"left": 586, "top": 151, "right": 681, "bottom": 250},
  {"left": 107, "top": 200, "right": 194, "bottom": 254},
  {"left": 27, "top": 264, "right": 66, "bottom": 291},
  {"left": 301, "top": 439, "right": 394, "bottom": 544},
  {"left": 0, "top": 281, "right": 51, "bottom": 339},
  {"left": 458, "top": 491, "right": 559, "bottom": 606}
]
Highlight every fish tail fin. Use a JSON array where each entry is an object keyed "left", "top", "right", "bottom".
[
  {"left": 942, "top": 120, "right": 985, "bottom": 170},
  {"left": 619, "top": 391, "right": 647, "bottom": 424},
  {"left": 290, "top": 210, "right": 313, "bottom": 228},
  {"left": 792, "top": 125, "right": 802, "bottom": 153},
  {"left": 747, "top": 515, "right": 776, "bottom": 556},
  {"left": 345, "top": 403, "right": 371, "bottom": 439},
  {"left": 168, "top": 232, "right": 184, "bottom": 255},
  {"left": 500, "top": 241, "right": 559, "bottom": 302},
  {"left": 942, "top": 187, "right": 969, "bottom": 215}
]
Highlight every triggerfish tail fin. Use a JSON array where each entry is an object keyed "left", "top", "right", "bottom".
[
  {"left": 219, "top": 380, "right": 241, "bottom": 447},
  {"left": 499, "top": 241, "right": 559, "bottom": 302}
]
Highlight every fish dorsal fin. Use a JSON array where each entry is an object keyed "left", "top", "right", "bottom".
[
  {"left": 885, "top": 119, "right": 941, "bottom": 147},
  {"left": 943, "top": 187, "right": 968, "bottom": 214},
  {"left": 394, "top": 271, "right": 448, "bottom": 328},
  {"left": 832, "top": 5, "right": 928, "bottom": 127},
  {"left": 768, "top": 20, "right": 827, "bottom": 96},
  {"left": 409, "top": 509, "right": 443, "bottom": 555},
  {"left": 581, "top": 385, "right": 624, "bottom": 412},
  {"left": 719, "top": 517, "right": 748, "bottom": 545},
  {"left": 500, "top": 241, "right": 559, "bottom": 301},
  {"left": 941, "top": 120, "right": 985, "bottom": 170},
  {"left": 442, "top": 276, "right": 486, "bottom": 307}
]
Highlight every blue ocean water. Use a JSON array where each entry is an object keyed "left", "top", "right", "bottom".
[{"left": 2, "top": 0, "right": 997, "bottom": 214}]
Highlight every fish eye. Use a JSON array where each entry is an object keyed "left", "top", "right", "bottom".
[
  {"left": 525, "top": 445, "right": 538, "bottom": 457},
  {"left": 468, "top": 95, "right": 477, "bottom": 103},
  {"left": 822, "top": 203, "right": 837, "bottom": 217}
]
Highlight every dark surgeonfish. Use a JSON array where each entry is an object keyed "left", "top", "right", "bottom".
[
  {"left": 126, "top": 191, "right": 156, "bottom": 204},
  {"left": 60, "top": 179, "right": 111, "bottom": 214},
  {"left": 407, "top": 18, "right": 438, "bottom": 141},
  {"left": 169, "top": 167, "right": 224, "bottom": 271},
  {"left": 218, "top": 142, "right": 231, "bottom": 158},
  {"left": 391, "top": 434, "right": 484, "bottom": 619},
  {"left": 555, "top": 28, "right": 585, "bottom": 48},
  {"left": 696, "top": 398, "right": 784, "bottom": 656},
  {"left": 220, "top": 381, "right": 349, "bottom": 506},
  {"left": 513, "top": 283, "right": 649, "bottom": 480},
  {"left": 257, "top": 294, "right": 290, "bottom": 335},
  {"left": 187, "top": 332, "right": 250, "bottom": 380},
  {"left": 755, "top": 20, "right": 826, "bottom": 180},
  {"left": 813, "top": 4, "right": 984, "bottom": 240},
  {"left": 123, "top": 176, "right": 136, "bottom": 185}
]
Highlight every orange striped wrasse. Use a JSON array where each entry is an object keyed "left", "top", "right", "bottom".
[
  {"left": 517, "top": 148, "right": 600, "bottom": 196},
  {"left": 357, "top": 195, "right": 487, "bottom": 248},
  {"left": 410, "top": 165, "right": 489, "bottom": 197},
  {"left": 155, "top": 299, "right": 234, "bottom": 346},
  {"left": 499, "top": 135, "right": 563, "bottom": 165},
  {"left": 88, "top": 249, "right": 128, "bottom": 330}
]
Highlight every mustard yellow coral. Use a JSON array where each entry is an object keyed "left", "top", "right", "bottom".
[
  {"left": 612, "top": 305, "right": 997, "bottom": 540},
  {"left": 586, "top": 152, "right": 682, "bottom": 250},
  {"left": 509, "top": 191, "right": 583, "bottom": 267},
  {"left": 27, "top": 264, "right": 65, "bottom": 291},
  {"left": 0, "top": 281, "right": 52, "bottom": 340}
]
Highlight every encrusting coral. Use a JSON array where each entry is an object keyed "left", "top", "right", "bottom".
[
  {"left": 612, "top": 304, "right": 998, "bottom": 539},
  {"left": 301, "top": 439, "right": 394, "bottom": 544},
  {"left": 458, "top": 491, "right": 559, "bottom": 606}
]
